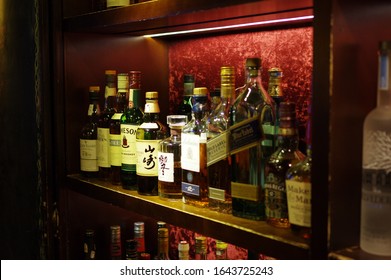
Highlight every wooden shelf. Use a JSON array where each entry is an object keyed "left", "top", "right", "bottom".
[
  {"left": 66, "top": 174, "right": 310, "bottom": 259},
  {"left": 329, "top": 246, "right": 391, "bottom": 260}
]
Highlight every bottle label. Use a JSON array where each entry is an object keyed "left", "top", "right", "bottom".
[
  {"left": 105, "top": 86, "right": 116, "bottom": 98},
  {"left": 111, "top": 113, "right": 122, "bottom": 120},
  {"left": 158, "top": 152, "right": 174, "bottom": 182},
  {"left": 110, "top": 133, "right": 122, "bottom": 166},
  {"left": 181, "top": 133, "right": 201, "bottom": 172},
  {"left": 209, "top": 187, "right": 225, "bottom": 201},
  {"left": 80, "top": 139, "right": 98, "bottom": 172},
  {"left": 87, "top": 104, "right": 94, "bottom": 116},
  {"left": 265, "top": 173, "right": 288, "bottom": 219},
  {"left": 231, "top": 182, "right": 260, "bottom": 201},
  {"left": 207, "top": 132, "right": 229, "bottom": 167},
  {"left": 379, "top": 53, "right": 389, "bottom": 90},
  {"left": 136, "top": 140, "right": 159, "bottom": 176},
  {"left": 230, "top": 115, "right": 264, "bottom": 154},
  {"left": 362, "top": 169, "right": 391, "bottom": 191},
  {"left": 121, "top": 124, "right": 138, "bottom": 166},
  {"left": 107, "top": 0, "right": 129, "bottom": 7},
  {"left": 182, "top": 181, "right": 200, "bottom": 196},
  {"left": 286, "top": 180, "right": 311, "bottom": 227},
  {"left": 262, "top": 124, "right": 275, "bottom": 147},
  {"left": 97, "top": 128, "right": 110, "bottom": 168}
]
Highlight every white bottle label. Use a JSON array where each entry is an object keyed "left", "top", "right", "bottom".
[
  {"left": 136, "top": 140, "right": 159, "bottom": 176},
  {"left": 109, "top": 133, "right": 122, "bottom": 166},
  {"left": 80, "top": 139, "right": 98, "bottom": 172},
  {"left": 97, "top": 128, "right": 110, "bottom": 168},
  {"left": 286, "top": 180, "right": 311, "bottom": 227},
  {"left": 181, "top": 133, "right": 200, "bottom": 172},
  {"left": 158, "top": 152, "right": 174, "bottom": 182},
  {"left": 207, "top": 132, "right": 228, "bottom": 167},
  {"left": 121, "top": 124, "right": 138, "bottom": 165}
]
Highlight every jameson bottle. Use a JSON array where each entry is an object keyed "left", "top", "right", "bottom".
[
  {"left": 136, "top": 91, "right": 167, "bottom": 195},
  {"left": 181, "top": 87, "right": 209, "bottom": 207},
  {"left": 98, "top": 70, "right": 117, "bottom": 181},
  {"left": 265, "top": 102, "right": 305, "bottom": 228},
  {"left": 83, "top": 229, "right": 96, "bottom": 260},
  {"left": 208, "top": 67, "right": 235, "bottom": 214},
  {"left": 110, "top": 73, "right": 129, "bottom": 185},
  {"left": 110, "top": 225, "right": 122, "bottom": 260},
  {"left": 286, "top": 103, "right": 312, "bottom": 239},
  {"left": 158, "top": 115, "right": 188, "bottom": 200},
  {"left": 80, "top": 86, "right": 101, "bottom": 178},
  {"left": 230, "top": 58, "right": 275, "bottom": 220},
  {"left": 154, "top": 228, "right": 170, "bottom": 260},
  {"left": 177, "top": 74, "right": 194, "bottom": 122},
  {"left": 360, "top": 41, "right": 391, "bottom": 256},
  {"left": 121, "top": 71, "right": 143, "bottom": 190}
]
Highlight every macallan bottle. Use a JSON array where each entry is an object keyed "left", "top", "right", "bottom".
[
  {"left": 265, "top": 102, "right": 305, "bottom": 228},
  {"left": 208, "top": 66, "right": 235, "bottom": 214},
  {"left": 110, "top": 73, "right": 129, "bottom": 185},
  {"left": 155, "top": 228, "right": 170, "bottom": 260},
  {"left": 285, "top": 103, "right": 312, "bottom": 239},
  {"left": 136, "top": 91, "right": 167, "bottom": 195},
  {"left": 360, "top": 41, "right": 391, "bottom": 256},
  {"left": 80, "top": 86, "right": 101, "bottom": 178},
  {"left": 181, "top": 87, "right": 209, "bottom": 207},
  {"left": 98, "top": 70, "right": 117, "bottom": 181},
  {"left": 230, "top": 58, "right": 275, "bottom": 220},
  {"left": 121, "top": 71, "right": 143, "bottom": 190},
  {"left": 158, "top": 115, "right": 188, "bottom": 200},
  {"left": 177, "top": 74, "right": 194, "bottom": 122}
]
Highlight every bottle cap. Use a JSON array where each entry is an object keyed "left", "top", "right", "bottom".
[
  {"left": 193, "top": 87, "right": 208, "bottom": 96},
  {"left": 195, "top": 236, "right": 207, "bottom": 253},
  {"left": 216, "top": 240, "right": 227, "bottom": 250},
  {"left": 178, "top": 240, "right": 189, "bottom": 251},
  {"left": 268, "top": 67, "right": 283, "bottom": 78},
  {"left": 105, "top": 70, "right": 117, "bottom": 75},
  {"left": 167, "top": 115, "right": 188, "bottom": 128},
  {"left": 157, "top": 221, "right": 167, "bottom": 228},
  {"left": 134, "top": 222, "right": 144, "bottom": 233},
  {"left": 184, "top": 74, "right": 195, "bottom": 83},
  {"left": 221, "top": 66, "right": 235, "bottom": 76},
  {"left": 158, "top": 227, "right": 168, "bottom": 238},
  {"left": 89, "top": 86, "right": 100, "bottom": 100},
  {"left": 210, "top": 88, "right": 221, "bottom": 98},
  {"left": 146, "top": 91, "right": 158, "bottom": 99},
  {"left": 245, "top": 57, "right": 261, "bottom": 68},
  {"left": 85, "top": 229, "right": 95, "bottom": 237}
]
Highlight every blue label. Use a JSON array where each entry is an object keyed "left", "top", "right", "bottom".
[
  {"left": 182, "top": 182, "right": 200, "bottom": 196},
  {"left": 230, "top": 115, "right": 264, "bottom": 154}
]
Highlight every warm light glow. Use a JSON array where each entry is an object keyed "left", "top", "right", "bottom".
[{"left": 144, "top": 15, "right": 314, "bottom": 38}]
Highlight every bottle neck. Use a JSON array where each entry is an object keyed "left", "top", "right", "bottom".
[
  {"left": 157, "top": 237, "right": 169, "bottom": 259},
  {"left": 245, "top": 67, "right": 275, "bottom": 107},
  {"left": 277, "top": 128, "right": 300, "bottom": 149},
  {"left": 377, "top": 49, "right": 391, "bottom": 107},
  {"left": 128, "top": 89, "right": 141, "bottom": 109}
]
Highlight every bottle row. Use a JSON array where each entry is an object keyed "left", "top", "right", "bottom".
[
  {"left": 83, "top": 221, "right": 230, "bottom": 260},
  {"left": 79, "top": 57, "right": 312, "bottom": 241}
]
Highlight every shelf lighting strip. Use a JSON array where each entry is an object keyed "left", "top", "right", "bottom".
[{"left": 144, "top": 15, "right": 314, "bottom": 38}]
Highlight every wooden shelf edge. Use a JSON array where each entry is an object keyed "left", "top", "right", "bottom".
[
  {"left": 65, "top": 174, "right": 310, "bottom": 259},
  {"left": 329, "top": 246, "right": 391, "bottom": 260}
]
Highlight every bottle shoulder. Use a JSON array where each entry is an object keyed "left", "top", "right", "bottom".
[{"left": 364, "top": 106, "right": 391, "bottom": 132}]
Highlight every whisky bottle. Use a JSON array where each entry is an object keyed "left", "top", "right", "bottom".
[
  {"left": 134, "top": 221, "right": 145, "bottom": 256},
  {"left": 80, "top": 86, "right": 101, "bottom": 178},
  {"left": 285, "top": 103, "right": 312, "bottom": 239},
  {"left": 155, "top": 228, "right": 170, "bottom": 260},
  {"left": 110, "top": 225, "right": 122, "bottom": 260},
  {"left": 215, "top": 240, "right": 228, "bottom": 260},
  {"left": 265, "top": 102, "right": 305, "bottom": 228},
  {"left": 230, "top": 57, "right": 275, "bottom": 220},
  {"left": 360, "top": 41, "right": 391, "bottom": 256},
  {"left": 110, "top": 73, "right": 129, "bottom": 185},
  {"left": 136, "top": 91, "right": 167, "bottom": 195},
  {"left": 158, "top": 115, "right": 188, "bottom": 200},
  {"left": 98, "top": 70, "right": 117, "bottom": 181},
  {"left": 177, "top": 74, "right": 194, "bottom": 122},
  {"left": 267, "top": 67, "right": 284, "bottom": 138},
  {"left": 181, "top": 87, "right": 209, "bottom": 207},
  {"left": 208, "top": 67, "right": 235, "bottom": 214},
  {"left": 121, "top": 71, "right": 143, "bottom": 190},
  {"left": 83, "top": 229, "right": 96, "bottom": 260},
  {"left": 194, "top": 236, "right": 207, "bottom": 260},
  {"left": 178, "top": 240, "right": 190, "bottom": 260}
]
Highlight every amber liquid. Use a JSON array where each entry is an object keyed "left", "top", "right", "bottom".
[
  {"left": 159, "top": 166, "right": 182, "bottom": 199},
  {"left": 208, "top": 158, "right": 231, "bottom": 214}
]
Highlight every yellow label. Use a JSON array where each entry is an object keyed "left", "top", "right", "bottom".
[
  {"left": 207, "top": 132, "right": 229, "bottom": 167},
  {"left": 231, "top": 182, "right": 260, "bottom": 201}
]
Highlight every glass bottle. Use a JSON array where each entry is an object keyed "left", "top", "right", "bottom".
[
  {"left": 83, "top": 229, "right": 96, "bottom": 260},
  {"left": 136, "top": 91, "right": 167, "bottom": 195},
  {"left": 267, "top": 67, "right": 284, "bottom": 139},
  {"left": 155, "top": 227, "right": 170, "bottom": 260},
  {"left": 230, "top": 57, "right": 276, "bottom": 220},
  {"left": 181, "top": 87, "right": 209, "bottom": 207},
  {"left": 134, "top": 221, "right": 145, "bottom": 256},
  {"left": 98, "top": 70, "right": 117, "bottom": 181},
  {"left": 177, "top": 74, "right": 194, "bottom": 122},
  {"left": 360, "top": 41, "right": 391, "bottom": 256},
  {"left": 178, "top": 240, "right": 190, "bottom": 260},
  {"left": 158, "top": 115, "right": 188, "bottom": 200},
  {"left": 110, "top": 73, "right": 129, "bottom": 185},
  {"left": 215, "top": 240, "right": 228, "bottom": 260},
  {"left": 125, "top": 239, "right": 138, "bottom": 260},
  {"left": 121, "top": 71, "right": 143, "bottom": 190},
  {"left": 208, "top": 67, "right": 235, "bottom": 214},
  {"left": 80, "top": 86, "right": 101, "bottom": 178},
  {"left": 285, "top": 103, "right": 312, "bottom": 239},
  {"left": 110, "top": 225, "right": 122, "bottom": 260},
  {"left": 194, "top": 236, "right": 207, "bottom": 260},
  {"left": 265, "top": 102, "right": 305, "bottom": 228}
]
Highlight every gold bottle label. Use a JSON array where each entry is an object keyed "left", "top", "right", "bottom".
[{"left": 206, "top": 131, "right": 229, "bottom": 167}]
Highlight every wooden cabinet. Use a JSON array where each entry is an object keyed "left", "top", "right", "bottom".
[{"left": 51, "top": 0, "right": 391, "bottom": 259}]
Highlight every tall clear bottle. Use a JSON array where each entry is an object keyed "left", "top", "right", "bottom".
[
  {"left": 80, "top": 86, "right": 101, "bottom": 178},
  {"left": 98, "top": 70, "right": 117, "bottom": 181},
  {"left": 110, "top": 73, "right": 129, "bottom": 185},
  {"left": 208, "top": 67, "right": 235, "bottom": 214},
  {"left": 136, "top": 91, "right": 167, "bottom": 195},
  {"left": 158, "top": 115, "right": 188, "bottom": 200},
  {"left": 121, "top": 71, "right": 143, "bottom": 190},
  {"left": 230, "top": 58, "right": 276, "bottom": 220},
  {"left": 360, "top": 41, "right": 391, "bottom": 256},
  {"left": 181, "top": 87, "right": 209, "bottom": 207},
  {"left": 177, "top": 74, "right": 194, "bottom": 122},
  {"left": 264, "top": 102, "right": 305, "bottom": 228}
]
